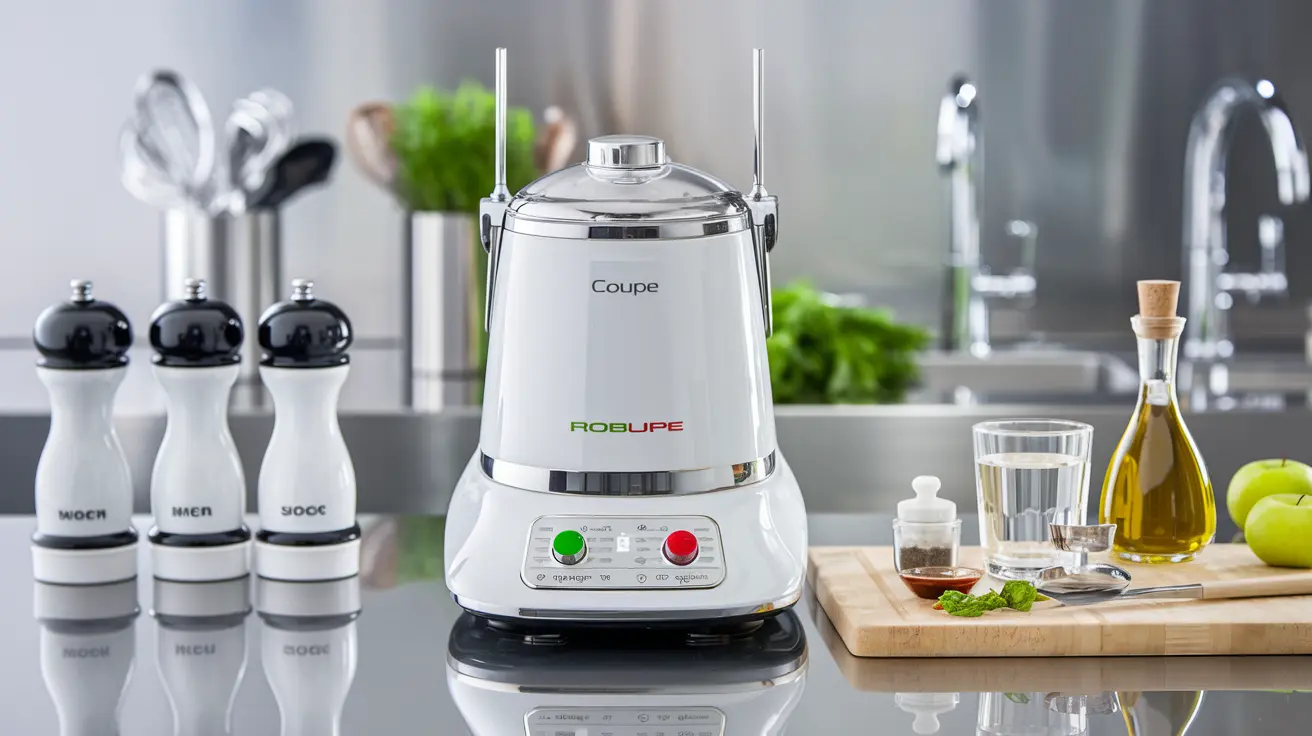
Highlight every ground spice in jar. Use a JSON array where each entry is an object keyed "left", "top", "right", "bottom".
[{"left": 896, "top": 545, "right": 954, "bottom": 570}]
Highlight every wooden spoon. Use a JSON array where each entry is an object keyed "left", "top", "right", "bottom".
[
  {"left": 345, "top": 102, "right": 399, "bottom": 196},
  {"left": 534, "top": 105, "right": 579, "bottom": 173}
]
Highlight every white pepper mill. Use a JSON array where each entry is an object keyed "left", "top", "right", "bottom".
[
  {"left": 258, "top": 576, "right": 360, "bottom": 736},
  {"left": 32, "top": 279, "right": 138, "bottom": 585},
  {"left": 153, "top": 577, "right": 251, "bottom": 736},
  {"left": 255, "top": 279, "right": 360, "bottom": 580},
  {"left": 149, "top": 278, "right": 251, "bottom": 581},
  {"left": 34, "top": 579, "right": 139, "bottom": 736}
]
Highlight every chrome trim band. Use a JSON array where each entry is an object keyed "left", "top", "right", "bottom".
[
  {"left": 451, "top": 587, "right": 802, "bottom": 623},
  {"left": 480, "top": 451, "right": 776, "bottom": 496},
  {"left": 447, "top": 667, "right": 807, "bottom": 695},
  {"left": 504, "top": 211, "right": 749, "bottom": 240}
]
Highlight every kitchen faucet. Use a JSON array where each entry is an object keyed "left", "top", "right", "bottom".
[
  {"left": 936, "top": 75, "right": 1037, "bottom": 357},
  {"left": 1183, "top": 78, "right": 1310, "bottom": 360}
]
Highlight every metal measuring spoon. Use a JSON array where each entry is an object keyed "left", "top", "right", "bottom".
[{"left": 1036, "top": 523, "right": 1137, "bottom": 605}]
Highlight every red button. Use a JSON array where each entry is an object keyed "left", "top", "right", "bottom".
[{"left": 662, "top": 530, "right": 699, "bottom": 566}]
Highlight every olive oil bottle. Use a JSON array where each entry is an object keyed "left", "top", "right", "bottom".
[
  {"left": 1117, "top": 691, "right": 1206, "bottom": 736},
  {"left": 1100, "top": 280, "right": 1214, "bottom": 563}
]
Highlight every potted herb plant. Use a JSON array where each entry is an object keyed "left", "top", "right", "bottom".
[{"left": 388, "top": 83, "right": 538, "bottom": 409}]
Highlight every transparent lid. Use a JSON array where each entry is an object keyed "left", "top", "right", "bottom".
[
  {"left": 896, "top": 475, "right": 956, "bottom": 523},
  {"left": 507, "top": 134, "right": 749, "bottom": 224}
]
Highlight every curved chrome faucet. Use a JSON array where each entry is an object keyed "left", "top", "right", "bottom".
[
  {"left": 937, "top": 75, "right": 1037, "bottom": 357},
  {"left": 1183, "top": 78, "right": 1310, "bottom": 360}
]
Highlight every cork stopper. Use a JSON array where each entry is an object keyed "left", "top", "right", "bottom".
[
  {"left": 1137, "top": 280, "right": 1179, "bottom": 317},
  {"left": 1133, "top": 279, "right": 1185, "bottom": 339}
]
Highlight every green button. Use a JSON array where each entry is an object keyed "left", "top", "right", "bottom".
[{"left": 552, "top": 530, "right": 586, "bottom": 557}]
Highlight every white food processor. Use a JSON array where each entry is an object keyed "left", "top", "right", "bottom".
[
  {"left": 446, "top": 610, "right": 807, "bottom": 735},
  {"left": 444, "top": 47, "right": 807, "bottom": 626}
]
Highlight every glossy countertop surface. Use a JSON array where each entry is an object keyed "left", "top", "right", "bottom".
[{"left": 6, "top": 514, "right": 1312, "bottom": 735}]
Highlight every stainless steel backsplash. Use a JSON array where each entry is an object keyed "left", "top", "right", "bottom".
[{"left": 3, "top": 0, "right": 1310, "bottom": 347}]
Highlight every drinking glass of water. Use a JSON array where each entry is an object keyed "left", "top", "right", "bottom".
[{"left": 973, "top": 419, "right": 1093, "bottom": 580}]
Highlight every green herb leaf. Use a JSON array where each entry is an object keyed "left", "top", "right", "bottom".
[
  {"left": 390, "top": 83, "right": 538, "bottom": 213},
  {"left": 1004, "top": 692, "right": 1032, "bottom": 704},
  {"left": 937, "top": 581, "right": 1042, "bottom": 617},
  {"left": 766, "top": 282, "right": 930, "bottom": 404},
  {"left": 1001, "top": 579, "right": 1039, "bottom": 612}
]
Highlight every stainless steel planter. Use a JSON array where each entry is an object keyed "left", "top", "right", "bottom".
[{"left": 404, "top": 212, "right": 483, "bottom": 411}]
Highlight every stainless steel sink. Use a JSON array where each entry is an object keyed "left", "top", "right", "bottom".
[
  {"left": 1180, "top": 354, "right": 1312, "bottom": 394},
  {"left": 914, "top": 349, "right": 1139, "bottom": 399}
]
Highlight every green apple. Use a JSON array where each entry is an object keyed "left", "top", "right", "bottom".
[
  {"left": 1227, "top": 459, "right": 1312, "bottom": 529},
  {"left": 1246, "top": 494, "right": 1312, "bottom": 568}
]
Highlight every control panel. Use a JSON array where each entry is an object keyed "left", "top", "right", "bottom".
[
  {"left": 522, "top": 515, "right": 725, "bottom": 590},
  {"left": 526, "top": 706, "right": 725, "bottom": 736}
]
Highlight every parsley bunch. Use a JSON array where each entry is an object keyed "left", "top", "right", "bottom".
[{"left": 766, "top": 282, "right": 930, "bottom": 404}]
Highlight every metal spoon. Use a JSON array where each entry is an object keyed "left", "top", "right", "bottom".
[
  {"left": 119, "top": 122, "right": 185, "bottom": 209},
  {"left": 248, "top": 139, "right": 337, "bottom": 210},
  {"left": 228, "top": 89, "right": 295, "bottom": 197},
  {"left": 1037, "top": 564, "right": 1312, "bottom": 606}
]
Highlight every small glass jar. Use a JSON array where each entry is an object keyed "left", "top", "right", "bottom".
[{"left": 893, "top": 518, "right": 962, "bottom": 573}]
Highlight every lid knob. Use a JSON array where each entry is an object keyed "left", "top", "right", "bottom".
[
  {"left": 291, "top": 278, "right": 315, "bottom": 302},
  {"left": 897, "top": 475, "right": 957, "bottom": 523},
  {"left": 70, "top": 279, "right": 94, "bottom": 303},
  {"left": 183, "top": 277, "right": 207, "bottom": 301},
  {"left": 586, "top": 135, "right": 666, "bottom": 169},
  {"left": 912, "top": 475, "right": 941, "bottom": 500}
]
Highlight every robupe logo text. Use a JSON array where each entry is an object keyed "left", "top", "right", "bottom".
[{"left": 570, "top": 421, "right": 684, "bottom": 433}]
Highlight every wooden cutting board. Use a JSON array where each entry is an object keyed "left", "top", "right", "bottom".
[{"left": 809, "top": 544, "right": 1312, "bottom": 658}]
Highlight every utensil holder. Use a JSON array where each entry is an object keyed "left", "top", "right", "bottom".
[
  {"left": 162, "top": 207, "right": 281, "bottom": 406},
  {"left": 163, "top": 207, "right": 229, "bottom": 300},
  {"left": 403, "top": 211, "right": 483, "bottom": 411}
]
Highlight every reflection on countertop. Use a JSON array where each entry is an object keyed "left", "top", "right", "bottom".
[{"left": 4, "top": 514, "right": 1311, "bottom": 735}]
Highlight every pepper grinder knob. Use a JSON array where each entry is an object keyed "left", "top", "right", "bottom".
[{"left": 1049, "top": 523, "right": 1117, "bottom": 569}]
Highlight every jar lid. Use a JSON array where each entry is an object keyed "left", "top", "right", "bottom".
[
  {"left": 504, "top": 135, "right": 750, "bottom": 239},
  {"left": 33, "top": 280, "right": 133, "bottom": 370},
  {"left": 257, "top": 279, "right": 352, "bottom": 368},
  {"left": 895, "top": 692, "right": 960, "bottom": 735},
  {"left": 150, "top": 279, "right": 243, "bottom": 367},
  {"left": 896, "top": 475, "right": 956, "bottom": 523}
]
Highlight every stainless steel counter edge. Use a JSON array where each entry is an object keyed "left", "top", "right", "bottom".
[{"left": 0, "top": 405, "right": 1302, "bottom": 530}]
